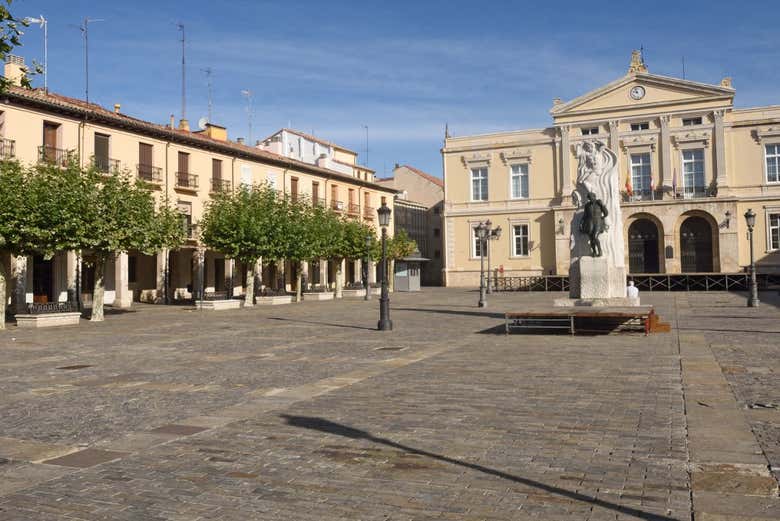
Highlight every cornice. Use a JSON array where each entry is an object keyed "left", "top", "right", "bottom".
[{"left": 752, "top": 126, "right": 780, "bottom": 144}]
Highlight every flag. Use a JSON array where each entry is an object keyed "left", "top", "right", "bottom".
[
  {"left": 625, "top": 174, "right": 633, "bottom": 197},
  {"left": 672, "top": 168, "right": 678, "bottom": 196},
  {"left": 650, "top": 176, "right": 655, "bottom": 200}
]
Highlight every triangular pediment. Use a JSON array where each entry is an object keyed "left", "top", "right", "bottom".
[{"left": 551, "top": 73, "right": 734, "bottom": 118}]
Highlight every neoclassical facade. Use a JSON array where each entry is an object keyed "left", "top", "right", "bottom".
[{"left": 441, "top": 52, "right": 780, "bottom": 286}]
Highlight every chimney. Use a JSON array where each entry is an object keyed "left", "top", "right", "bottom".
[
  {"left": 203, "top": 123, "right": 227, "bottom": 141},
  {"left": 114, "top": 103, "right": 121, "bottom": 114},
  {"left": 169, "top": 114, "right": 175, "bottom": 128},
  {"left": 178, "top": 118, "right": 190, "bottom": 131},
  {"left": 4, "top": 55, "right": 27, "bottom": 87},
  {"left": 394, "top": 163, "right": 400, "bottom": 169},
  {"left": 236, "top": 137, "right": 245, "bottom": 145}
]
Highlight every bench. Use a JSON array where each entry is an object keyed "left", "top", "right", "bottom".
[{"left": 505, "top": 308, "right": 668, "bottom": 335}]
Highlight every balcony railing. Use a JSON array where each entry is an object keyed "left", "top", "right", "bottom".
[
  {"left": 678, "top": 187, "right": 711, "bottom": 200},
  {"left": 38, "top": 145, "right": 72, "bottom": 166},
  {"left": 137, "top": 164, "right": 162, "bottom": 183},
  {"left": 622, "top": 189, "right": 665, "bottom": 202},
  {"left": 211, "top": 178, "right": 231, "bottom": 193},
  {"left": 363, "top": 206, "right": 375, "bottom": 219},
  {"left": 0, "top": 138, "right": 15, "bottom": 158},
  {"left": 175, "top": 172, "right": 199, "bottom": 190},
  {"left": 91, "top": 156, "right": 121, "bottom": 173},
  {"left": 347, "top": 202, "right": 360, "bottom": 215},
  {"left": 331, "top": 200, "right": 344, "bottom": 212}
]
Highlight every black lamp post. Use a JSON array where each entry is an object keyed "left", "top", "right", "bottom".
[
  {"left": 476, "top": 221, "right": 490, "bottom": 308},
  {"left": 745, "top": 209, "right": 759, "bottom": 308},
  {"left": 486, "top": 225, "right": 502, "bottom": 294},
  {"left": 377, "top": 202, "right": 392, "bottom": 330},
  {"left": 363, "top": 233, "right": 371, "bottom": 301}
]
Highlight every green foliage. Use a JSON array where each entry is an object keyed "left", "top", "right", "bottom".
[
  {"left": 0, "top": 159, "right": 29, "bottom": 253},
  {"left": 387, "top": 229, "right": 417, "bottom": 260},
  {"left": 0, "top": 1, "right": 39, "bottom": 91}
]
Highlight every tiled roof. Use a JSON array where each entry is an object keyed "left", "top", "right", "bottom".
[
  {"left": 398, "top": 164, "right": 444, "bottom": 188},
  {"left": 5, "top": 86, "right": 395, "bottom": 193}
]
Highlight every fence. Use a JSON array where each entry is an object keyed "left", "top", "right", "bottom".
[{"left": 493, "top": 273, "right": 780, "bottom": 292}]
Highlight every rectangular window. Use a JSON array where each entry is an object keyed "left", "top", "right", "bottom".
[
  {"left": 470, "top": 167, "right": 488, "bottom": 201},
  {"left": 472, "top": 227, "right": 484, "bottom": 257},
  {"left": 138, "top": 143, "right": 154, "bottom": 180},
  {"left": 212, "top": 158, "right": 222, "bottom": 180},
  {"left": 581, "top": 127, "right": 599, "bottom": 135},
  {"left": 769, "top": 213, "right": 780, "bottom": 250},
  {"left": 766, "top": 144, "right": 780, "bottom": 183},
  {"left": 682, "top": 149, "right": 705, "bottom": 197},
  {"left": 94, "top": 133, "right": 110, "bottom": 172},
  {"left": 312, "top": 181, "right": 319, "bottom": 205},
  {"left": 512, "top": 224, "right": 529, "bottom": 256},
  {"left": 510, "top": 164, "right": 529, "bottom": 199},
  {"left": 630, "top": 122, "right": 650, "bottom": 131},
  {"left": 291, "top": 177, "right": 298, "bottom": 202},
  {"left": 630, "top": 153, "right": 652, "bottom": 194},
  {"left": 682, "top": 117, "right": 703, "bottom": 126},
  {"left": 240, "top": 165, "right": 252, "bottom": 186}
]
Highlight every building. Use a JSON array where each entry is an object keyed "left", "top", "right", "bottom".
[
  {"left": 1, "top": 56, "right": 396, "bottom": 312},
  {"left": 441, "top": 51, "right": 780, "bottom": 286},
  {"left": 377, "top": 165, "right": 444, "bottom": 285}
]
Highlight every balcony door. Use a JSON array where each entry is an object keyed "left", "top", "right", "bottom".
[
  {"left": 43, "top": 121, "right": 58, "bottom": 161},
  {"left": 139, "top": 143, "right": 153, "bottom": 180},
  {"left": 94, "top": 133, "right": 110, "bottom": 172},
  {"left": 178, "top": 152, "right": 189, "bottom": 187}
]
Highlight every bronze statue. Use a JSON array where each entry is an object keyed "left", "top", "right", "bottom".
[{"left": 579, "top": 192, "right": 609, "bottom": 257}]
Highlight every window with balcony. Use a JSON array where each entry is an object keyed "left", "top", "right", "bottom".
[
  {"left": 93, "top": 133, "right": 114, "bottom": 173},
  {"left": 211, "top": 158, "right": 229, "bottom": 192},
  {"left": 510, "top": 164, "right": 529, "bottom": 199},
  {"left": 470, "top": 167, "right": 488, "bottom": 201},
  {"left": 766, "top": 144, "right": 780, "bottom": 184},
  {"left": 312, "top": 181, "right": 320, "bottom": 206},
  {"left": 176, "top": 152, "right": 197, "bottom": 190},
  {"left": 682, "top": 149, "right": 706, "bottom": 198},
  {"left": 630, "top": 122, "right": 650, "bottom": 131},
  {"left": 291, "top": 176, "right": 299, "bottom": 202},
  {"left": 769, "top": 213, "right": 780, "bottom": 251},
  {"left": 40, "top": 121, "right": 67, "bottom": 165},
  {"left": 581, "top": 127, "right": 599, "bottom": 135},
  {"left": 512, "top": 224, "right": 529, "bottom": 257},
  {"left": 682, "top": 117, "right": 703, "bottom": 126},
  {"left": 137, "top": 142, "right": 160, "bottom": 182},
  {"left": 630, "top": 153, "right": 652, "bottom": 196}
]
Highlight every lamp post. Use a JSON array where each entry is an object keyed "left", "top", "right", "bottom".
[
  {"left": 476, "top": 221, "right": 490, "bottom": 308},
  {"left": 364, "top": 233, "right": 371, "bottom": 301},
  {"left": 486, "top": 225, "right": 502, "bottom": 294},
  {"left": 745, "top": 209, "right": 759, "bottom": 308},
  {"left": 377, "top": 202, "right": 392, "bottom": 330}
]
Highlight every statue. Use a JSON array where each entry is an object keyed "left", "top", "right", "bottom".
[{"left": 579, "top": 192, "right": 608, "bottom": 257}]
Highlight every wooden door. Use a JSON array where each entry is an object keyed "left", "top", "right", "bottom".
[
  {"left": 312, "top": 181, "right": 319, "bottom": 205},
  {"left": 178, "top": 152, "right": 189, "bottom": 186},
  {"left": 290, "top": 177, "right": 298, "bottom": 202},
  {"left": 43, "top": 122, "right": 58, "bottom": 161},
  {"left": 94, "top": 133, "right": 109, "bottom": 171},
  {"left": 139, "top": 143, "right": 153, "bottom": 179}
]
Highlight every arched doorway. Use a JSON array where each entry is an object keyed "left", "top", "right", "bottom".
[
  {"left": 680, "top": 216, "right": 714, "bottom": 272},
  {"left": 628, "top": 219, "right": 660, "bottom": 273}
]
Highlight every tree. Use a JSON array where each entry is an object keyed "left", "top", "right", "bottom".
[
  {"left": 0, "top": 2, "right": 39, "bottom": 91},
  {"left": 386, "top": 229, "right": 417, "bottom": 291},
  {"left": 282, "top": 195, "right": 331, "bottom": 302},
  {"left": 0, "top": 159, "right": 30, "bottom": 328},
  {"left": 321, "top": 216, "right": 374, "bottom": 298}
]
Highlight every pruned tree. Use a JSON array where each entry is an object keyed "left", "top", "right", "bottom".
[
  {"left": 0, "top": 159, "right": 31, "bottom": 327},
  {"left": 282, "top": 195, "right": 331, "bottom": 302},
  {"left": 321, "top": 216, "right": 374, "bottom": 298}
]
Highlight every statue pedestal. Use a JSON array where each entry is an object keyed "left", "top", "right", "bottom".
[{"left": 556, "top": 256, "right": 637, "bottom": 307}]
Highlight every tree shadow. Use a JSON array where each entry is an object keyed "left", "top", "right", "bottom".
[
  {"left": 267, "top": 317, "right": 375, "bottom": 331},
  {"left": 280, "top": 414, "right": 679, "bottom": 521},
  {"left": 396, "top": 307, "right": 506, "bottom": 319}
]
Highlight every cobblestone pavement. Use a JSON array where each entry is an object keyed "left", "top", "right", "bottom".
[{"left": 0, "top": 288, "right": 779, "bottom": 520}]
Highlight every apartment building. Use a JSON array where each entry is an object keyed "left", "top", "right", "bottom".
[
  {"left": 1, "top": 57, "right": 396, "bottom": 311},
  {"left": 442, "top": 51, "right": 780, "bottom": 286}
]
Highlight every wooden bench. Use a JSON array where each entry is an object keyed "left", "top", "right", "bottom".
[{"left": 505, "top": 307, "right": 669, "bottom": 335}]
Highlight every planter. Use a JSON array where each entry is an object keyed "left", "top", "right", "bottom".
[
  {"left": 255, "top": 295, "right": 293, "bottom": 305},
  {"left": 15, "top": 312, "right": 82, "bottom": 328},
  {"left": 303, "top": 292, "right": 334, "bottom": 301},
  {"left": 341, "top": 288, "right": 366, "bottom": 298},
  {"left": 195, "top": 299, "right": 242, "bottom": 310}
]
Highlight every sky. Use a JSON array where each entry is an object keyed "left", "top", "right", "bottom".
[{"left": 13, "top": 0, "right": 780, "bottom": 178}]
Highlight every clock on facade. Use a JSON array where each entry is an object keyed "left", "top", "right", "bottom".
[{"left": 630, "top": 86, "right": 646, "bottom": 100}]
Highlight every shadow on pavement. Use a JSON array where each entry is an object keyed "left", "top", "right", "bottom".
[
  {"left": 267, "top": 317, "right": 375, "bottom": 331},
  {"left": 396, "top": 307, "right": 506, "bottom": 319},
  {"left": 281, "top": 414, "right": 678, "bottom": 521}
]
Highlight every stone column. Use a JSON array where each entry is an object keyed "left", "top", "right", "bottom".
[
  {"left": 156, "top": 248, "right": 168, "bottom": 304},
  {"left": 713, "top": 110, "right": 728, "bottom": 193},
  {"left": 319, "top": 259, "right": 328, "bottom": 288},
  {"left": 114, "top": 252, "right": 132, "bottom": 308},
  {"left": 368, "top": 260, "right": 376, "bottom": 284},
  {"left": 254, "top": 258, "right": 263, "bottom": 293},
  {"left": 193, "top": 247, "right": 205, "bottom": 300},
  {"left": 659, "top": 115, "right": 672, "bottom": 193},
  {"left": 225, "top": 258, "right": 234, "bottom": 298},
  {"left": 66, "top": 251, "right": 78, "bottom": 305},
  {"left": 608, "top": 120, "right": 621, "bottom": 152},
  {"left": 12, "top": 254, "right": 27, "bottom": 314},
  {"left": 559, "top": 126, "right": 572, "bottom": 204}
]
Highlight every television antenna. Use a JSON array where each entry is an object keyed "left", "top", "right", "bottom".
[
  {"left": 25, "top": 15, "right": 47, "bottom": 91},
  {"left": 201, "top": 67, "right": 213, "bottom": 122},
  {"left": 77, "top": 17, "right": 103, "bottom": 104},
  {"left": 177, "top": 22, "right": 186, "bottom": 123},
  {"left": 241, "top": 89, "right": 253, "bottom": 144},
  {"left": 197, "top": 116, "right": 209, "bottom": 131}
]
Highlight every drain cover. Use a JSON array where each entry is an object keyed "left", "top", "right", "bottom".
[
  {"left": 375, "top": 346, "right": 406, "bottom": 351},
  {"left": 56, "top": 364, "right": 93, "bottom": 370}
]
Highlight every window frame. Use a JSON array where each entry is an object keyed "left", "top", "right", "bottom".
[
  {"left": 630, "top": 121, "right": 650, "bottom": 131},
  {"left": 765, "top": 143, "right": 780, "bottom": 184},
  {"left": 470, "top": 224, "right": 485, "bottom": 259},
  {"left": 509, "top": 163, "right": 529, "bottom": 200},
  {"left": 581, "top": 127, "right": 599, "bottom": 136},
  {"left": 470, "top": 167, "right": 488, "bottom": 202},
  {"left": 510, "top": 223, "right": 530, "bottom": 257},
  {"left": 767, "top": 210, "right": 780, "bottom": 252},
  {"left": 682, "top": 117, "right": 703, "bottom": 126},
  {"left": 681, "top": 148, "right": 706, "bottom": 196},
  {"left": 630, "top": 153, "right": 652, "bottom": 193}
]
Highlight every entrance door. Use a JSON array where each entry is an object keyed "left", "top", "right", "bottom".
[
  {"left": 81, "top": 263, "right": 95, "bottom": 306},
  {"left": 214, "top": 259, "right": 224, "bottom": 292},
  {"left": 32, "top": 255, "right": 53, "bottom": 303},
  {"left": 628, "top": 219, "right": 660, "bottom": 273},
  {"left": 680, "top": 217, "right": 714, "bottom": 272}
]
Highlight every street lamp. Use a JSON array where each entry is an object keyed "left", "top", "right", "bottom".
[
  {"left": 486, "top": 225, "right": 502, "bottom": 294},
  {"left": 364, "top": 233, "right": 372, "bottom": 301},
  {"left": 377, "top": 202, "right": 392, "bottom": 330},
  {"left": 745, "top": 209, "right": 760, "bottom": 308},
  {"left": 476, "top": 221, "right": 490, "bottom": 308}
]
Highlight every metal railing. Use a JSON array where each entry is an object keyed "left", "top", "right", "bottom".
[
  {"left": 91, "top": 156, "right": 121, "bottom": 173},
  {"left": 0, "top": 138, "right": 15, "bottom": 158},
  {"left": 211, "top": 178, "right": 231, "bottom": 193},
  {"left": 331, "top": 200, "right": 344, "bottom": 211},
  {"left": 137, "top": 164, "right": 162, "bottom": 183},
  {"left": 493, "top": 273, "right": 780, "bottom": 292},
  {"left": 175, "top": 172, "right": 199, "bottom": 190},
  {"left": 363, "top": 206, "right": 375, "bottom": 219},
  {"left": 38, "top": 145, "right": 72, "bottom": 166},
  {"left": 678, "top": 187, "right": 710, "bottom": 200},
  {"left": 622, "top": 189, "right": 666, "bottom": 202},
  {"left": 26, "top": 302, "right": 74, "bottom": 314},
  {"left": 203, "top": 291, "right": 229, "bottom": 301},
  {"left": 347, "top": 202, "right": 360, "bottom": 215}
]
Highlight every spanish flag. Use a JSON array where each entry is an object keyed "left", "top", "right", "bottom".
[{"left": 625, "top": 174, "right": 633, "bottom": 197}]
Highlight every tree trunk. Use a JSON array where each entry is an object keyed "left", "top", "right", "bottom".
[
  {"left": 295, "top": 261, "right": 303, "bottom": 302},
  {"left": 244, "top": 261, "right": 255, "bottom": 307},
  {"left": 90, "top": 256, "right": 107, "bottom": 322},
  {"left": 0, "top": 257, "right": 7, "bottom": 330},
  {"left": 389, "top": 259, "right": 395, "bottom": 292},
  {"left": 335, "top": 258, "right": 343, "bottom": 299}
]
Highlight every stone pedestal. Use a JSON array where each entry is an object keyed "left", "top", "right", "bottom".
[{"left": 558, "top": 256, "right": 636, "bottom": 307}]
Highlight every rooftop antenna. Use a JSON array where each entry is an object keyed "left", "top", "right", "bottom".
[
  {"left": 201, "top": 67, "right": 213, "bottom": 122},
  {"left": 241, "top": 89, "right": 253, "bottom": 144},
  {"left": 25, "top": 15, "right": 47, "bottom": 91},
  {"left": 78, "top": 17, "right": 104, "bottom": 104},
  {"left": 177, "top": 23, "right": 186, "bottom": 124},
  {"left": 362, "top": 124, "right": 368, "bottom": 166},
  {"left": 682, "top": 56, "right": 686, "bottom": 80}
]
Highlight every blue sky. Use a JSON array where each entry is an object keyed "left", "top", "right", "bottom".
[{"left": 14, "top": 0, "right": 780, "bottom": 177}]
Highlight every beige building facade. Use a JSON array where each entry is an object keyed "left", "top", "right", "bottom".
[
  {"left": 442, "top": 52, "right": 780, "bottom": 286},
  {"left": 1, "top": 58, "right": 395, "bottom": 311}
]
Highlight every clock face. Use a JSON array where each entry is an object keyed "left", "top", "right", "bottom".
[{"left": 630, "top": 86, "right": 646, "bottom": 100}]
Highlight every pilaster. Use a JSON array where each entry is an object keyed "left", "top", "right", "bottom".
[
  {"left": 713, "top": 109, "right": 728, "bottom": 192},
  {"left": 659, "top": 115, "right": 672, "bottom": 191},
  {"left": 114, "top": 252, "right": 132, "bottom": 308},
  {"left": 224, "top": 258, "right": 234, "bottom": 298},
  {"left": 559, "top": 126, "right": 572, "bottom": 203},
  {"left": 193, "top": 247, "right": 206, "bottom": 300},
  {"left": 319, "top": 259, "right": 328, "bottom": 287}
]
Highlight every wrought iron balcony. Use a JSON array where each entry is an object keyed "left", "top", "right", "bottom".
[
  {"left": 37, "top": 145, "right": 72, "bottom": 166},
  {"left": 0, "top": 138, "right": 16, "bottom": 159},
  {"left": 678, "top": 187, "right": 711, "bottom": 200},
  {"left": 175, "top": 172, "right": 199, "bottom": 190},
  {"left": 211, "top": 178, "right": 231, "bottom": 193},
  {"left": 91, "top": 156, "right": 121, "bottom": 173},
  {"left": 331, "top": 200, "right": 344, "bottom": 212},
  {"left": 621, "top": 189, "right": 665, "bottom": 202},
  {"left": 363, "top": 206, "right": 375, "bottom": 219},
  {"left": 137, "top": 164, "right": 162, "bottom": 183},
  {"left": 347, "top": 202, "right": 360, "bottom": 215}
]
